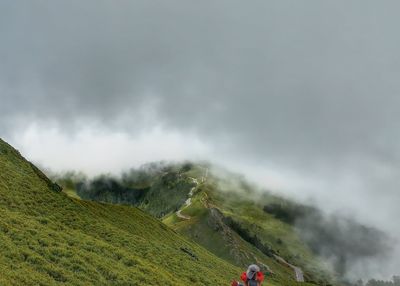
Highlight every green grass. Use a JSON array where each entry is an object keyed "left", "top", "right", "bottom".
[
  {"left": 138, "top": 174, "right": 194, "bottom": 217},
  {"left": 52, "top": 159, "right": 336, "bottom": 285},
  {"left": 163, "top": 167, "right": 337, "bottom": 286},
  {"left": 0, "top": 138, "right": 244, "bottom": 285},
  {"left": 218, "top": 195, "right": 333, "bottom": 283},
  {"left": 63, "top": 188, "right": 81, "bottom": 200}
]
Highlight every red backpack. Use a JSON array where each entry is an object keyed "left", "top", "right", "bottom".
[{"left": 240, "top": 271, "right": 264, "bottom": 286}]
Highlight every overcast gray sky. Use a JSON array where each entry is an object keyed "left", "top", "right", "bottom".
[{"left": 1, "top": 0, "right": 400, "bottom": 279}]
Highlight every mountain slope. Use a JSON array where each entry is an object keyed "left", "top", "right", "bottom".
[
  {"left": 163, "top": 166, "right": 335, "bottom": 285},
  {"left": 71, "top": 162, "right": 335, "bottom": 285},
  {"left": 0, "top": 139, "right": 243, "bottom": 285}
]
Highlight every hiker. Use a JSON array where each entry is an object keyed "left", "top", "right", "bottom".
[{"left": 231, "top": 264, "right": 265, "bottom": 286}]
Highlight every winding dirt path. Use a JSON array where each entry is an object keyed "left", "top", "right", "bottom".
[
  {"left": 274, "top": 254, "right": 304, "bottom": 282},
  {"left": 176, "top": 177, "right": 199, "bottom": 220}
]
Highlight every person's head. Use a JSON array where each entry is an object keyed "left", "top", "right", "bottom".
[{"left": 246, "top": 264, "right": 260, "bottom": 280}]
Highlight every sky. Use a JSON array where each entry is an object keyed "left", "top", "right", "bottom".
[{"left": 1, "top": 0, "right": 400, "bottom": 279}]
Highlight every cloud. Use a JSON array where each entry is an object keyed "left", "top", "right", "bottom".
[{"left": 12, "top": 122, "right": 210, "bottom": 176}]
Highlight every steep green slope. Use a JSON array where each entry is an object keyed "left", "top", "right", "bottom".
[
  {"left": 69, "top": 162, "right": 334, "bottom": 285},
  {"left": 0, "top": 139, "right": 243, "bottom": 285},
  {"left": 163, "top": 167, "right": 335, "bottom": 285}
]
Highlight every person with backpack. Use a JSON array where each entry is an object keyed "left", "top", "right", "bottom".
[{"left": 231, "top": 264, "right": 265, "bottom": 286}]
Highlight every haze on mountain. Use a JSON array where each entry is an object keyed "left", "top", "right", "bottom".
[{"left": 1, "top": 0, "right": 400, "bottom": 279}]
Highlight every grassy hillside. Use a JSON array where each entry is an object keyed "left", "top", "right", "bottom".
[
  {"left": 163, "top": 166, "right": 335, "bottom": 285},
  {"left": 67, "top": 162, "right": 335, "bottom": 285},
  {"left": 0, "top": 138, "right": 246, "bottom": 285},
  {"left": 75, "top": 164, "right": 194, "bottom": 218}
]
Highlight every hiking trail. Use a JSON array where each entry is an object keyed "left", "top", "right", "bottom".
[
  {"left": 176, "top": 168, "right": 208, "bottom": 220},
  {"left": 176, "top": 177, "right": 198, "bottom": 220},
  {"left": 273, "top": 254, "right": 304, "bottom": 282}
]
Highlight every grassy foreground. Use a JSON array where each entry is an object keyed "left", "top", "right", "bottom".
[{"left": 0, "top": 138, "right": 244, "bottom": 285}]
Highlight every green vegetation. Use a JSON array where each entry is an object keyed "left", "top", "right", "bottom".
[
  {"left": 63, "top": 162, "right": 335, "bottom": 285},
  {"left": 164, "top": 169, "right": 335, "bottom": 285},
  {"left": 76, "top": 165, "right": 195, "bottom": 218},
  {"left": 14, "top": 135, "right": 387, "bottom": 286},
  {"left": 0, "top": 139, "right": 245, "bottom": 285}
]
